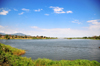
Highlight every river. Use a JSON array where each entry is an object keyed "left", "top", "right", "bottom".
[{"left": 0, "top": 39, "right": 100, "bottom": 62}]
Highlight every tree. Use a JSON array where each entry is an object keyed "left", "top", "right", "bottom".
[
  {"left": 0, "top": 34, "right": 2, "bottom": 37},
  {"left": 5, "top": 35, "right": 10, "bottom": 39},
  {"left": 25, "top": 35, "right": 27, "bottom": 38},
  {"left": 40, "top": 36, "right": 43, "bottom": 38},
  {"left": 15, "top": 35, "right": 17, "bottom": 38},
  {"left": 12, "top": 35, "right": 15, "bottom": 39},
  {"left": 83, "top": 37, "right": 87, "bottom": 39}
]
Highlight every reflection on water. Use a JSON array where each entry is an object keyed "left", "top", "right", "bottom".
[{"left": 0, "top": 39, "right": 100, "bottom": 62}]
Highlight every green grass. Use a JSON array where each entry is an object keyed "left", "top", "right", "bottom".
[
  {"left": 0, "top": 43, "right": 100, "bottom": 66},
  {"left": 0, "top": 43, "right": 25, "bottom": 55}
]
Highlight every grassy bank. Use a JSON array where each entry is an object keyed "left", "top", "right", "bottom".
[{"left": 0, "top": 43, "right": 100, "bottom": 66}]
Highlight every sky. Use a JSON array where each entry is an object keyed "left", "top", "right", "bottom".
[{"left": 0, "top": 0, "right": 100, "bottom": 37}]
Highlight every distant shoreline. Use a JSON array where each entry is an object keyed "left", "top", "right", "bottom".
[
  {"left": 0, "top": 34, "right": 58, "bottom": 39},
  {"left": 65, "top": 38, "right": 100, "bottom": 40},
  {"left": 64, "top": 36, "right": 100, "bottom": 40},
  {"left": 0, "top": 38, "right": 58, "bottom": 39}
]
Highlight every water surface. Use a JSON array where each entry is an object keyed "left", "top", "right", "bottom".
[{"left": 0, "top": 39, "right": 100, "bottom": 62}]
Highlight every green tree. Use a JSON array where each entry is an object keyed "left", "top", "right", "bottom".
[
  {"left": 83, "top": 37, "right": 87, "bottom": 39},
  {"left": 0, "top": 34, "right": 2, "bottom": 37},
  {"left": 15, "top": 35, "right": 17, "bottom": 38},
  {"left": 25, "top": 35, "right": 27, "bottom": 38},
  {"left": 40, "top": 36, "right": 43, "bottom": 38},
  {"left": 12, "top": 35, "right": 15, "bottom": 39},
  {"left": 5, "top": 35, "right": 10, "bottom": 39}
]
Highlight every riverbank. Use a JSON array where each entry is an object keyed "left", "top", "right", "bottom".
[
  {"left": 0, "top": 37, "right": 58, "bottom": 40},
  {"left": 65, "top": 35, "right": 100, "bottom": 40},
  {"left": 0, "top": 34, "right": 58, "bottom": 40},
  {"left": 0, "top": 43, "right": 100, "bottom": 66},
  {"left": 65, "top": 38, "right": 100, "bottom": 40}
]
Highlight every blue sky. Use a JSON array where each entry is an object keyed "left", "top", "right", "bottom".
[{"left": 0, "top": 0, "right": 100, "bottom": 37}]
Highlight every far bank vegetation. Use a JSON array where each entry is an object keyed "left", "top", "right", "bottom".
[
  {"left": 65, "top": 35, "right": 100, "bottom": 40},
  {"left": 0, "top": 34, "right": 57, "bottom": 39}
]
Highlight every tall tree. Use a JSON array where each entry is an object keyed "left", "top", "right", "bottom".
[{"left": 5, "top": 35, "right": 10, "bottom": 39}]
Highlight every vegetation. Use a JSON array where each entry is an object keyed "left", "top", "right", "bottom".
[
  {"left": 83, "top": 36, "right": 100, "bottom": 39},
  {"left": 67, "top": 38, "right": 72, "bottom": 39},
  {"left": 5, "top": 35, "right": 10, "bottom": 39},
  {"left": 0, "top": 43, "right": 100, "bottom": 66},
  {"left": 0, "top": 34, "right": 58, "bottom": 39},
  {"left": 0, "top": 43, "right": 25, "bottom": 56},
  {"left": 65, "top": 35, "right": 100, "bottom": 40}
]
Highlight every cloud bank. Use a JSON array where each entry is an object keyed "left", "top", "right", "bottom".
[{"left": 0, "top": 19, "right": 100, "bottom": 37}]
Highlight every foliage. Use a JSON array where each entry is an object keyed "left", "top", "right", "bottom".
[
  {"left": 0, "top": 43, "right": 25, "bottom": 55},
  {"left": 65, "top": 35, "right": 100, "bottom": 40},
  {"left": 25, "top": 35, "right": 27, "bottom": 38},
  {"left": 83, "top": 37, "right": 87, "bottom": 39},
  {"left": 67, "top": 38, "right": 72, "bottom": 39},
  {"left": 5, "top": 35, "right": 10, "bottom": 39},
  {"left": 0, "top": 43, "right": 100, "bottom": 66},
  {"left": 0, "top": 34, "right": 57, "bottom": 39}
]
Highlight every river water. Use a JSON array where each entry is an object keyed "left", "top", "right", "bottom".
[{"left": 0, "top": 39, "right": 100, "bottom": 62}]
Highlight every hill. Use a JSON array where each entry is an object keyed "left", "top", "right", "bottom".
[{"left": 0, "top": 33, "right": 29, "bottom": 36}]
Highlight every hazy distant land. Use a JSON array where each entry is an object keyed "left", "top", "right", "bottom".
[{"left": 0, "top": 33, "right": 58, "bottom": 39}]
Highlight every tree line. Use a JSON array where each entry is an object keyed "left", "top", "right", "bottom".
[
  {"left": 83, "top": 35, "right": 100, "bottom": 39},
  {"left": 0, "top": 34, "right": 57, "bottom": 39},
  {"left": 65, "top": 35, "right": 100, "bottom": 40}
]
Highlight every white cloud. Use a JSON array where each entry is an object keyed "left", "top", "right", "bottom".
[
  {"left": 0, "top": 25, "right": 4, "bottom": 28},
  {"left": 28, "top": 20, "right": 100, "bottom": 37},
  {"left": 0, "top": 10, "right": 9, "bottom": 15},
  {"left": 0, "top": 25, "right": 23, "bottom": 34},
  {"left": 0, "top": 8, "right": 11, "bottom": 15},
  {"left": 87, "top": 19, "right": 100, "bottom": 30},
  {"left": 0, "top": 30, "right": 4, "bottom": 33},
  {"left": 49, "top": 6, "right": 73, "bottom": 14},
  {"left": 22, "top": 8, "right": 30, "bottom": 11},
  {"left": 44, "top": 14, "right": 49, "bottom": 16},
  {"left": 18, "top": 12, "right": 24, "bottom": 15},
  {"left": 28, "top": 27, "right": 100, "bottom": 37},
  {"left": 87, "top": 19, "right": 100, "bottom": 25},
  {"left": 49, "top": 6, "right": 65, "bottom": 14},
  {"left": 34, "top": 9, "right": 43, "bottom": 12},
  {"left": 14, "top": 8, "right": 18, "bottom": 11},
  {"left": 0, "top": 8, "right": 3, "bottom": 10},
  {"left": 72, "top": 20, "right": 81, "bottom": 24},
  {"left": 0, "top": 25, "right": 100, "bottom": 37},
  {"left": 67, "top": 11, "right": 73, "bottom": 13},
  {"left": 31, "top": 26, "right": 38, "bottom": 29},
  {"left": 0, "top": 19, "right": 100, "bottom": 37}
]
